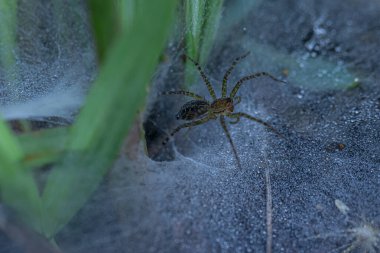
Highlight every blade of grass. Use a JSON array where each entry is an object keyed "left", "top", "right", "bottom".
[
  {"left": 198, "top": 0, "right": 223, "bottom": 65},
  {"left": 18, "top": 127, "right": 69, "bottom": 167},
  {"left": 185, "top": 0, "right": 206, "bottom": 60},
  {"left": 41, "top": 0, "right": 177, "bottom": 237},
  {"left": 87, "top": 0, "right": 121, "bottom": 62},
  {"left": 117, "top": 0, "right": 137, "bottom": 30},
  {"left": 184, "top": 0, "right": 223, "bottom": 87},
  {"left": 0, "top": 119, "right": 43, "bottom": 233},
  {"left": 0, "top": 122, "right": 22, "bottom": 163}
]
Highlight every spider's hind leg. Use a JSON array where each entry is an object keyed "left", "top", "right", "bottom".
[
  {"left": 228, "top": 112, "right": 284, "bottom": 139},
  {"left": 162, "top": 116, "right": 211, "bottom": 145}
]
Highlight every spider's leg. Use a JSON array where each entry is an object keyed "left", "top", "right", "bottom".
[
  {"left": 230, "top": 72, "right": 286, "bottom": 98},
  {"left": 222, "top": 52, "right": 250, "bottom": 98},
  {"left": 162, "top": 116, "right": 211, "bottom": 145},
  {"left": 161, "top": 90, "right": 205, "bottom": 100},
  {"left": 228, "top": 112, "right": 284, "bottom": 138},
  {"left": 220, "top": 115, "right": 242, "bottom": 169},
  {"left": 186, "top": 55, "right": 217, "bottom": 99}
]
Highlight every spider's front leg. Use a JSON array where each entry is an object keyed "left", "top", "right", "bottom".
[
  {"left": 162, "top": 116, "right": 211, "bottom": 145},
  {"left": 230, "top": 72, "right": 286, "bottom": 98},
  {"left": 186, "top": 55, "right": 217, "bottom": 100},
  {"left": 227, "top": 112, "right": 284, "bottom": 138},
  {"left": 221, "top": 52, "right": 250, "bottom": 97}
]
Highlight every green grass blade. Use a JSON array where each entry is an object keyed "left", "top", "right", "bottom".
[
  {"left": 185, "top": 0, "right": 205, "bottom": 60},
  {"left": 185, "top": 0, "right": 224, "bottom": 87},
  {"left": 117, "top": 0, "right": 137, "bottom": 30},
  {"left": 0, "top": 123, "right": 22, "bottom": 163},
  {"left": 198, "top": 0, "right": 223, "bottom": 65},
  {"left": 87, "top": 0, "right": 121, "bottom": 62},
  {"left": 18, "top": 127, "right": 69, "bottom": 167},
  {"left": 0, "top": 119, "right": 43, "bottom": 233},
  {"left": 41, "top": 0, "right": 177, "bottom": 237}
]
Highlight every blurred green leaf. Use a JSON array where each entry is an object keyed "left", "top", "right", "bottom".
[
  {"left": 0, "top": 119, "right": 43, "bottom": 233},
  {"left": 117, "top": 0, "right": 137, "bottom": 30},
  {"left": 0, "top": 123, "right": 22, "bottom": 163},
  {"left": 18, "top": 127, "right": 68, "bottom": 167},
  {"left": 88, "top": 0, "right": 121, "bottom": 62},
  {"left": 41, "top": 0, "right": 177, "bottom": 237}
]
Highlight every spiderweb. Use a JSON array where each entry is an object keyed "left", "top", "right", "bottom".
[
  {"left": 0, "top": 0, "right": 95, "bottom": 123},
  {"left": 64, "top": 1, "right": 380, "bottom": 252},
  {"left": 2, "top": 1, "right": 380, "bottom": 253}
]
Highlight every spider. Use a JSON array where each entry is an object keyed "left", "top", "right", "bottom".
[{"left": 162, "top": 52, "right": 285, "bottom": 169}]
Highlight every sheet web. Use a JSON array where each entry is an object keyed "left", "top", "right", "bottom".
[
  {"left": 59, "top": 1, "right": 380, "bottom": 252},
  {"left": 1, "top": 1, "right": 380, "bottom": 252},
  {"left": 0, "top": 0, "right": 95, "bottom": 123}
]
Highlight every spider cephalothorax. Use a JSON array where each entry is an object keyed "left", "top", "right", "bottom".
[
  {"left": 210, "top": 97, "right": 234, "bottom": 114},
  {"left": 162, "top": 52, "right": 285, "bottom": 169}
]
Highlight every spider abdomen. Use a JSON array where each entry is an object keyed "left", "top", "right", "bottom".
[{"left": 176, "top": 100, "right": 210, "bottom": 120}]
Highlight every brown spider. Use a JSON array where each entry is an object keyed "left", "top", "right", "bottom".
[{"left": 162, "top": 52, "right": 285, "bottom": 169}]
